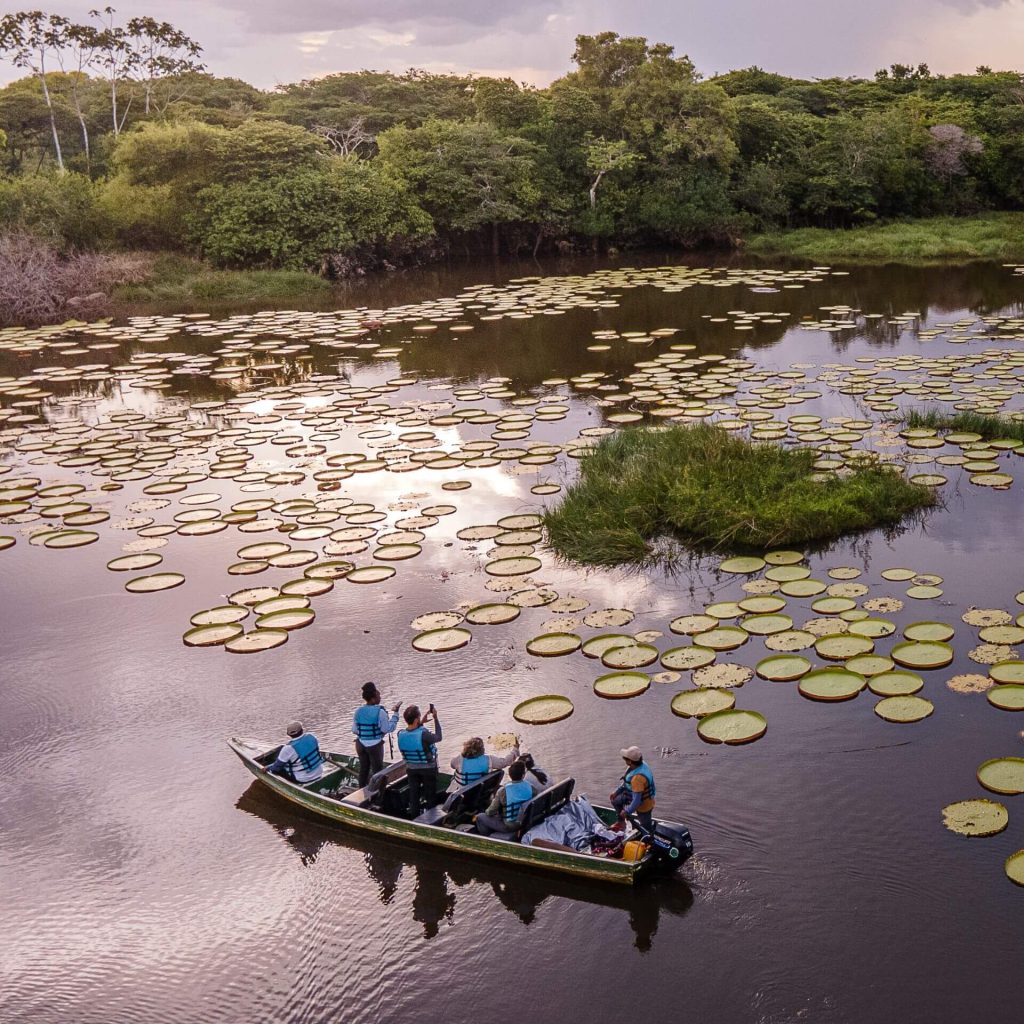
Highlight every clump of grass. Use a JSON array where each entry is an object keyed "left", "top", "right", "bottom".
[
  {"left": 904, "top": 408, "right": 1024, "bottom": 443},
  {"left": 543, "top": 425, "right": 935, "bottom": 564},
  {"left": 747, "top": 213, "right": 1024, "bottom": 263},
  {"left": 112, "top": 254, "right": 331, "bottom": 304}
]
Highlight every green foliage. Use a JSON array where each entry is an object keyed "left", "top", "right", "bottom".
[
  {"left": 543, "top": 425, "right": 935, "bottom": 562},
  {"left": 747, "top": 213, "right": 1024, "bottom": 261},
  {"left": 0, "top": 170, "right": 110, "bottom": 247},
  {"left": 903, "top": 408, "right": 1024, "bottom": 443}
]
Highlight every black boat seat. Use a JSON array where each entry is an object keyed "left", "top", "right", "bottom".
[
  {"left": 342, "top": 761, "right": 407, "bottom": 809},
  {"left": 483, "top": 777, "right": 575, "bottom": 842},
  {"left": 414, "top": 769, "right": 504, "bottom": 827}
]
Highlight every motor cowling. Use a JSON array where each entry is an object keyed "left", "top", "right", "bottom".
[{"left": 651, "top": 822, "right": 694, "bottom": 868}]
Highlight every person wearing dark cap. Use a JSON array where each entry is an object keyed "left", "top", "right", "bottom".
[
  {"left": 609, "top": 746, "right": 656, "bottom": 830},
  {"left": 264, "top": 722, "right": 325, "bottom": 784},
  {"left": 352, "top": 681, "right": 401, "bottom": 787}
]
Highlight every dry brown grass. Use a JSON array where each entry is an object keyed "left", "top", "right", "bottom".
[{"left": 0, "top": 233, "right": 151, "bottom": 326}]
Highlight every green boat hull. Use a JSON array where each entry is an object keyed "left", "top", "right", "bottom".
[{"left": 228, "top": 737, "right": 677, "bottom": 885}]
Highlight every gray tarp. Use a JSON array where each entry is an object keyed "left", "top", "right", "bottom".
[{"left": 521, "top": 797, "right": 620, "bottom": 851}]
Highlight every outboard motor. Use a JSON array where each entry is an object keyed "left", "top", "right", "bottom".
[{"left": 628, "top": 816, "right": 694, "bottom": 872}]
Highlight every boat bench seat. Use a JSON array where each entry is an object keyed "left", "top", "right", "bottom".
[
  {"left": 484, "top": 777, "right": 575, "bottom": 842},
  {"left": 414, "top": 769, "right": 504, "bottom": 827},
  {"left": 342, "top": 761, "right": 407, "bottom": 809}
]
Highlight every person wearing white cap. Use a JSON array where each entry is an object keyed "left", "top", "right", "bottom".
[
  {"left": 263, "top": 721, "right": 325, "bottom": 785},
  {"left": 609, "top": 745, "right": 656, "bottom": 830}
]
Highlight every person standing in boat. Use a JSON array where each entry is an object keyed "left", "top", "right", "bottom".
[
  {"left": 474, "top": 758, "right": 543, "bottom": 836},
  {"left": 352, "top": 681, "right": 401, "bottom": 787},
  {"left": 263, "top": 722, "right": 325, "bottom": 784},
  {"left": 610, "top": 746, "right": 656, "bottom": 830},
  {"left": 446, "top": 736, "right": 520, "bottom": 794},
  {"left": 397, "top": 703, "right": 443, "bottom": 816}
]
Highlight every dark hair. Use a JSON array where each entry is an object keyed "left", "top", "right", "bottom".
[
  {"left": 404, "top": 705, "right": 420, "bottom": 726},
  {"left": 508, "top": 760, "right": 526, "bottom": 781},
  {"left": 362, "top": 681, "right": 379, "bottom": 702},
  {"left": 462, "top": 737, "right": 484, "bottom": 758}
]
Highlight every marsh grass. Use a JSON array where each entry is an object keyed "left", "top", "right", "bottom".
[
  {"left": 904, "top": 408, "right": 1024, "bottom": 443},
  {"left": 113, "top": 254, "right": 331, "bottom": 304},
  {"left": 747, "top": 213, "right": 1024, "bottom": 263},
  {"left": 543, "top": 425, "right": 935, "bottom": 564}
]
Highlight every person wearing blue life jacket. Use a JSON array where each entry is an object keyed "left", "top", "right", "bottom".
[
  {"left": 397, "top": 703, "right": 443, "bottom": 816},
  {"left": 474, "top": 758, "right": 544, "bottom": 836},
  {"left": 610, "top": 745, "right": 656, "bottom": 830},
  {"left": 445, "top": 735, "right": 520, "bottom": 795},
  {"left": 352, "top": 681, "right": 401, "bottom": 787},
  {"left": 264, "top": 721, "right": 325, "bottom": 784}
]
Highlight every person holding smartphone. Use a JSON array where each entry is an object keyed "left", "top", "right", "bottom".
[{"left": 396, "top": 703, "right": 443, "bottom": 816}]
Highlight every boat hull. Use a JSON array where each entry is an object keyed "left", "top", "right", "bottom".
[{"left": 228, "top": 737, "right": 681, "bottom": 885}]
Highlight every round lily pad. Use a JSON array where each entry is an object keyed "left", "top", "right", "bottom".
[
  {"left": 183, "top": 622, "right": 243, "bottom": 647},
  {"left": 464, "top": 603, "right": 520, "bottom": 625},
  {"left": 660, "top": 645, "right": 717, "bottom": 671},
  {"left": 742, "top": 613, "right": 793, "bottom": 636},
  {"left": 738, "top": 595, "right": 787, "bottom": 614},
  {"left": 411, "top": 611, "right": 464, "bottom": 630},
  {"left": 191, "top": 605, "right": 249, "bottom": 626},
  {"left": 584, "top": 608, "right": 635, "bottom": 629},
  {"left": 719, "top": 556, "right": 765, "bottom": 574},
  {"left": 798, "top": 668, "right": 866, "bottom": 702},
  {"left": 693, "top": 663, "right": 753, "bottom": 689},
  {"left": 845, "top": 654, "right": 894, "bottom": 677},
  {"left": 874, "top": 695, "right": 934, "bottom": 723},
  {"left": 670, "top": 614, "right": 718, "bottom": 635},
  {"left": 903, "top": 621, "right": 956, "bottom": 643},
  {"left": 513, "top": 694, "right": 574, "bottom": 724},
  {"left": 941, "top": 799, "right": 1008, "bottom": 837},
  {"left": 848, "top": 618, "right": 896, "bottom": 639},
  {"left": 304, "top": 560, "right": 353, "bottom": 580},
  {"left": 815, "top": 634, "right": 875, "bottom": 660},
  {"left": 485, "top": 556, "right": 542, "bottom": 577},
  {"left": 670, "top": 689, "right": 735, "bottom": 718},
  {"left": 869, "top": 670, "right": 924, "bottom": 696},
  {"left": 43, "top": 530, "right": 99, "bottom": 548},
  {"left": 988, "top": 685, "right": 1024, "bottom": 710},
  {"left": 256, "top": 608, "right": 315, "bottom": 631},
  {"left": 527, "top": 633, "right": 582, "bottom": 657},
  {"left": 963, "top": 608, "right": 1012, "bottom": 627},
  {"left": 881, "top": 567, "right": 916, "bottom": 581},
  {"left": 890, "top": 641, "right": 954, "bottom": 670},
  {"left": 906, "top": 585, "right": 943, "bottom": 600},
  {"left": 594, "top": 672, "right": 651, "bottom": 699},
  {"left": 979, "top": 625, "right": 1024, "bottom": 646},
  {"left": 125, "top": 572, "right": 185, "bottom": 593},
  {"left": 1007, "top": 850, "right": 1024, "bottom": 887},
  {"left": 224, "top": 628, "right": 289, "bottom": 654},
  {"left": 347, "top": 566, "right": 396, "bottom": 584},
  {"left": 990, "top": 661, "right": 1024, "bottom": 684},
  {"left": 601, "top": 643, "right": 658, "bottom": 669},
  {"left": 977, "top": 757, "right": 1024, "bottom": 795},
  {"left": 780, "top": 578, "right": 827, "bottom": 598},
  {"left": 697, "top": 709, "right": 767, "bottom": 745},
  {"left": 692, "top": 626, "right": 748, "bottom": 651},
  {"left": 756, "top": 654, "right": 812, "bottom": 681},
  {"left": 764, "top": 550, "right": 804, "bottom": 566},
  {"left": 412, "top": 627, "right": 472, "bottom": 652},
  {"left": 764, "top": 629, "right": 816, "bottom": 652},
  {"left": 582, "top": 633, "right": 636, "bottom": 658}
]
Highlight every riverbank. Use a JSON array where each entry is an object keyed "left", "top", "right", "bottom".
[{"left": 746, "top": 213, "right": 1024, "bottom": 263}]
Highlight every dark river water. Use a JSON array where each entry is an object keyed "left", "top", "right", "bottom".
[{"left": 1, "top": 255, "right": 1022, "bottom": 1024}]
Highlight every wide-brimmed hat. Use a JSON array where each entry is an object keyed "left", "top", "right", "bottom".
[
  {"left": 286, "top": 721, "right": 304, "bottom": 738},
  {"left": 620, "top": 745, "right": 643, "bottom": 762}
]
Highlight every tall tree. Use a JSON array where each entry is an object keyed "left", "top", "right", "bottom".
[
  {"left": 0, "top": 10, "right": 68, "bottom": 171},
  {"left": 91, "top": 6, "right": 136, "bottom": 136},
  {"left": 52, "top": 19, "right": 100, "bottom": 170},
  {"left": 124, "top": 16, "right": 204, "bottom": 115}
]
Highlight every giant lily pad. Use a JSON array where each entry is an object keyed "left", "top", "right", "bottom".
[
  {"left": 756, "top": 654, "right": 811, "bottom": 681},
  {"left": 869, "top": 671, "right": 923, "bottom": 696},
  {"left": 670, "top": 689, "right": 735, "bottom": 718},
  {"left": 988, "top": 685, "right": 1024, "bottom": 710},
  {"left": 990, "top": 661, "right": 1024, "bottom": 684},
  {"left": 513, "top": 695, "right": 574, "bottom": 724},
  {"left": 874, "top": 695, "right": 934, "bottom": 723},
  {"left": 527, "top": 632, "right": 582, "bottom": 657},
  {"left": 891, "top": 641, "right": 954, "bottom": 670},
  {"left": 594, "top": 672, "right": 651, "bottom": 699},
  {"left": 697, "top": 709, "right": 767, "bottom": 745},
  {"left": 601, "top": 643, "right": 658, "bottom": 669},
  {"left": 660, "top": 645, "right": 716, "bottom": 671},
  {"left": 941, "top": 799, "right": 1008, "bottom": 837},
  {"left": 977, "top": 757, "right": 1024, "bottom": 795},
  {"left": 412, "top": 627, "right": 472, "bottom": 652},
  {"left": 798, "top": 668, "right": 866, "bottom": 702}
]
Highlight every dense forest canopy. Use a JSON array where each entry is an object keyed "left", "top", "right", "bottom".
[{"left": 1, "top": 12, "right": 1023, "bottom": 272}]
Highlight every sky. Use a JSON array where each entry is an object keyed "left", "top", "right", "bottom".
[{"left": 2, "top": 0, "right": 1023, "bottom": 88}]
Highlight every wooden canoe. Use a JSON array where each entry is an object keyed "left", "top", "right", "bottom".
[{"left": 228, "top": 737, "right": 692, "bottom": 886}]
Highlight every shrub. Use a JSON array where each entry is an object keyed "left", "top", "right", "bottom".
[{"left": 543, "top": 424, "right": 936, "bottom": 563}]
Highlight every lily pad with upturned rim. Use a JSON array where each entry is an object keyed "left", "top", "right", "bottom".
[
  {"left": 601, "top": 643, "right": 658, "bottom": 669},
  {"left": 990, "top": 661, "right": 1024, "bottom": 684},
  {"left": 874, "top": 695, "right": 934, "bottom": 723},
  {"left": 183, "top": 622, "right": 244, "bottom": 647},
  {"left": 594, "top": 672, "right": 651, "bottom": 699},
  {"left": 988, "top": 685, "right": 1024, "bottom": 710},
  {"left": 697, "top": 709, "right": 767, "bottom": 745},
  {"left": 670, "top": 689, "right": 735, "bottom": 718},
  {"left": 756, "top": 654, "right": 812, "bottom": 681},
  {"left": 798, "top": 668, "right": 866, "bottom": 702},
  {"left": 891, "top": 640, "right": 954, "bottom": 670},
  {"left": 869, "top": 670, "right": 924, "bottom": 696},
  {"left": 513, "top": 694, "right": 574, "bottom": 724},
  {"left": 1006, "top": 850, "right": 1024, "bottom": 887},
  {"left": 125, "top": 572, "right": 185, "bottom": 593},
  {"left": 464, "top": 603, "right": 521, "bottom": 625},
  {"left": 224, "top": 628, "right": 289, "bottom": 654},
  {"left": 660, "top": 645, "right": 716, "bottom": 671},
  {"left": 412, "top": 627, "right": 472, "bottom": 652},
  {"left": 976, "top": 757, "right": 1024, "bottom": 795},
  {"left": 527, "top": 632, "right": 582, "bottom": 657}
]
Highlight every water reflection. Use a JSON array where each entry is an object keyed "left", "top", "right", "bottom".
[{"left": 236, "top": 782, "right": 693, "bottom": 952}]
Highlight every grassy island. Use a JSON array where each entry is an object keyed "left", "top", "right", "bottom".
[{"left": 543, "top": 426, "right": 936, "bottom": 564}]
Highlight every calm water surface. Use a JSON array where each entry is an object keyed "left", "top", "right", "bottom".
[{"left": 1, "top": 255, "right": 1022, "bottom": 1024}]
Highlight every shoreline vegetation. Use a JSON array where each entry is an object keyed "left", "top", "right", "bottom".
[
  {"left": 542, "top": 425, "right": 936, "bottom": 563},
  {"left": 903, "top": 408, "right": 1024, "bottom": 443},
  {"left": 2, "top": 15, "right": 1024, "bottom": 323}
]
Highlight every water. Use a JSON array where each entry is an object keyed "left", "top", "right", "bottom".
[{"left": 1, "top": 255, "right": 1022, "bottom": 1024}]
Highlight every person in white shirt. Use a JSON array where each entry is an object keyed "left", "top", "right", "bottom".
[{"left": 263, "top": 722, "right": 324, "bottom": 784}]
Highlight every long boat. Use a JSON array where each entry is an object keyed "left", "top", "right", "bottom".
[{"left": 228, "top": 737, "right": 694, "bottom": 886}]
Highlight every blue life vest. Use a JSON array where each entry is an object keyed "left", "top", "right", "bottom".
[
  {"left": 398, "top": 726, "right": 436, "bottom": 767},
  {"left": 625, "top": 763, "right": 656, "bottom": 801},
  {"left": 454, "top": 754, "right": 490, "bottom": 786},
  {"left": 354, "top": 704, "right": 384, "bottom": 742},
  {"left": 290, "top": 732, "right": 324, "bottom": 773},
  {"left": 503, "top": 779, "right": 534, "bottom": 822}
]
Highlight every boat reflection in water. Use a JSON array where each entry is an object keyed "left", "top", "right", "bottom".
[{"left": 236, "top": 782, "right": 693, "bottom": 951}]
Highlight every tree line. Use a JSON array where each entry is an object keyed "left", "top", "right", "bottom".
[{"left": 1, "top": 15, "right": 1023, "bottom": 272}]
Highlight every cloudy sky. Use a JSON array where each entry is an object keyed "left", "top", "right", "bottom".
[{"left": 3, "top": 0, "right": 1023, "bottom": 87}]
